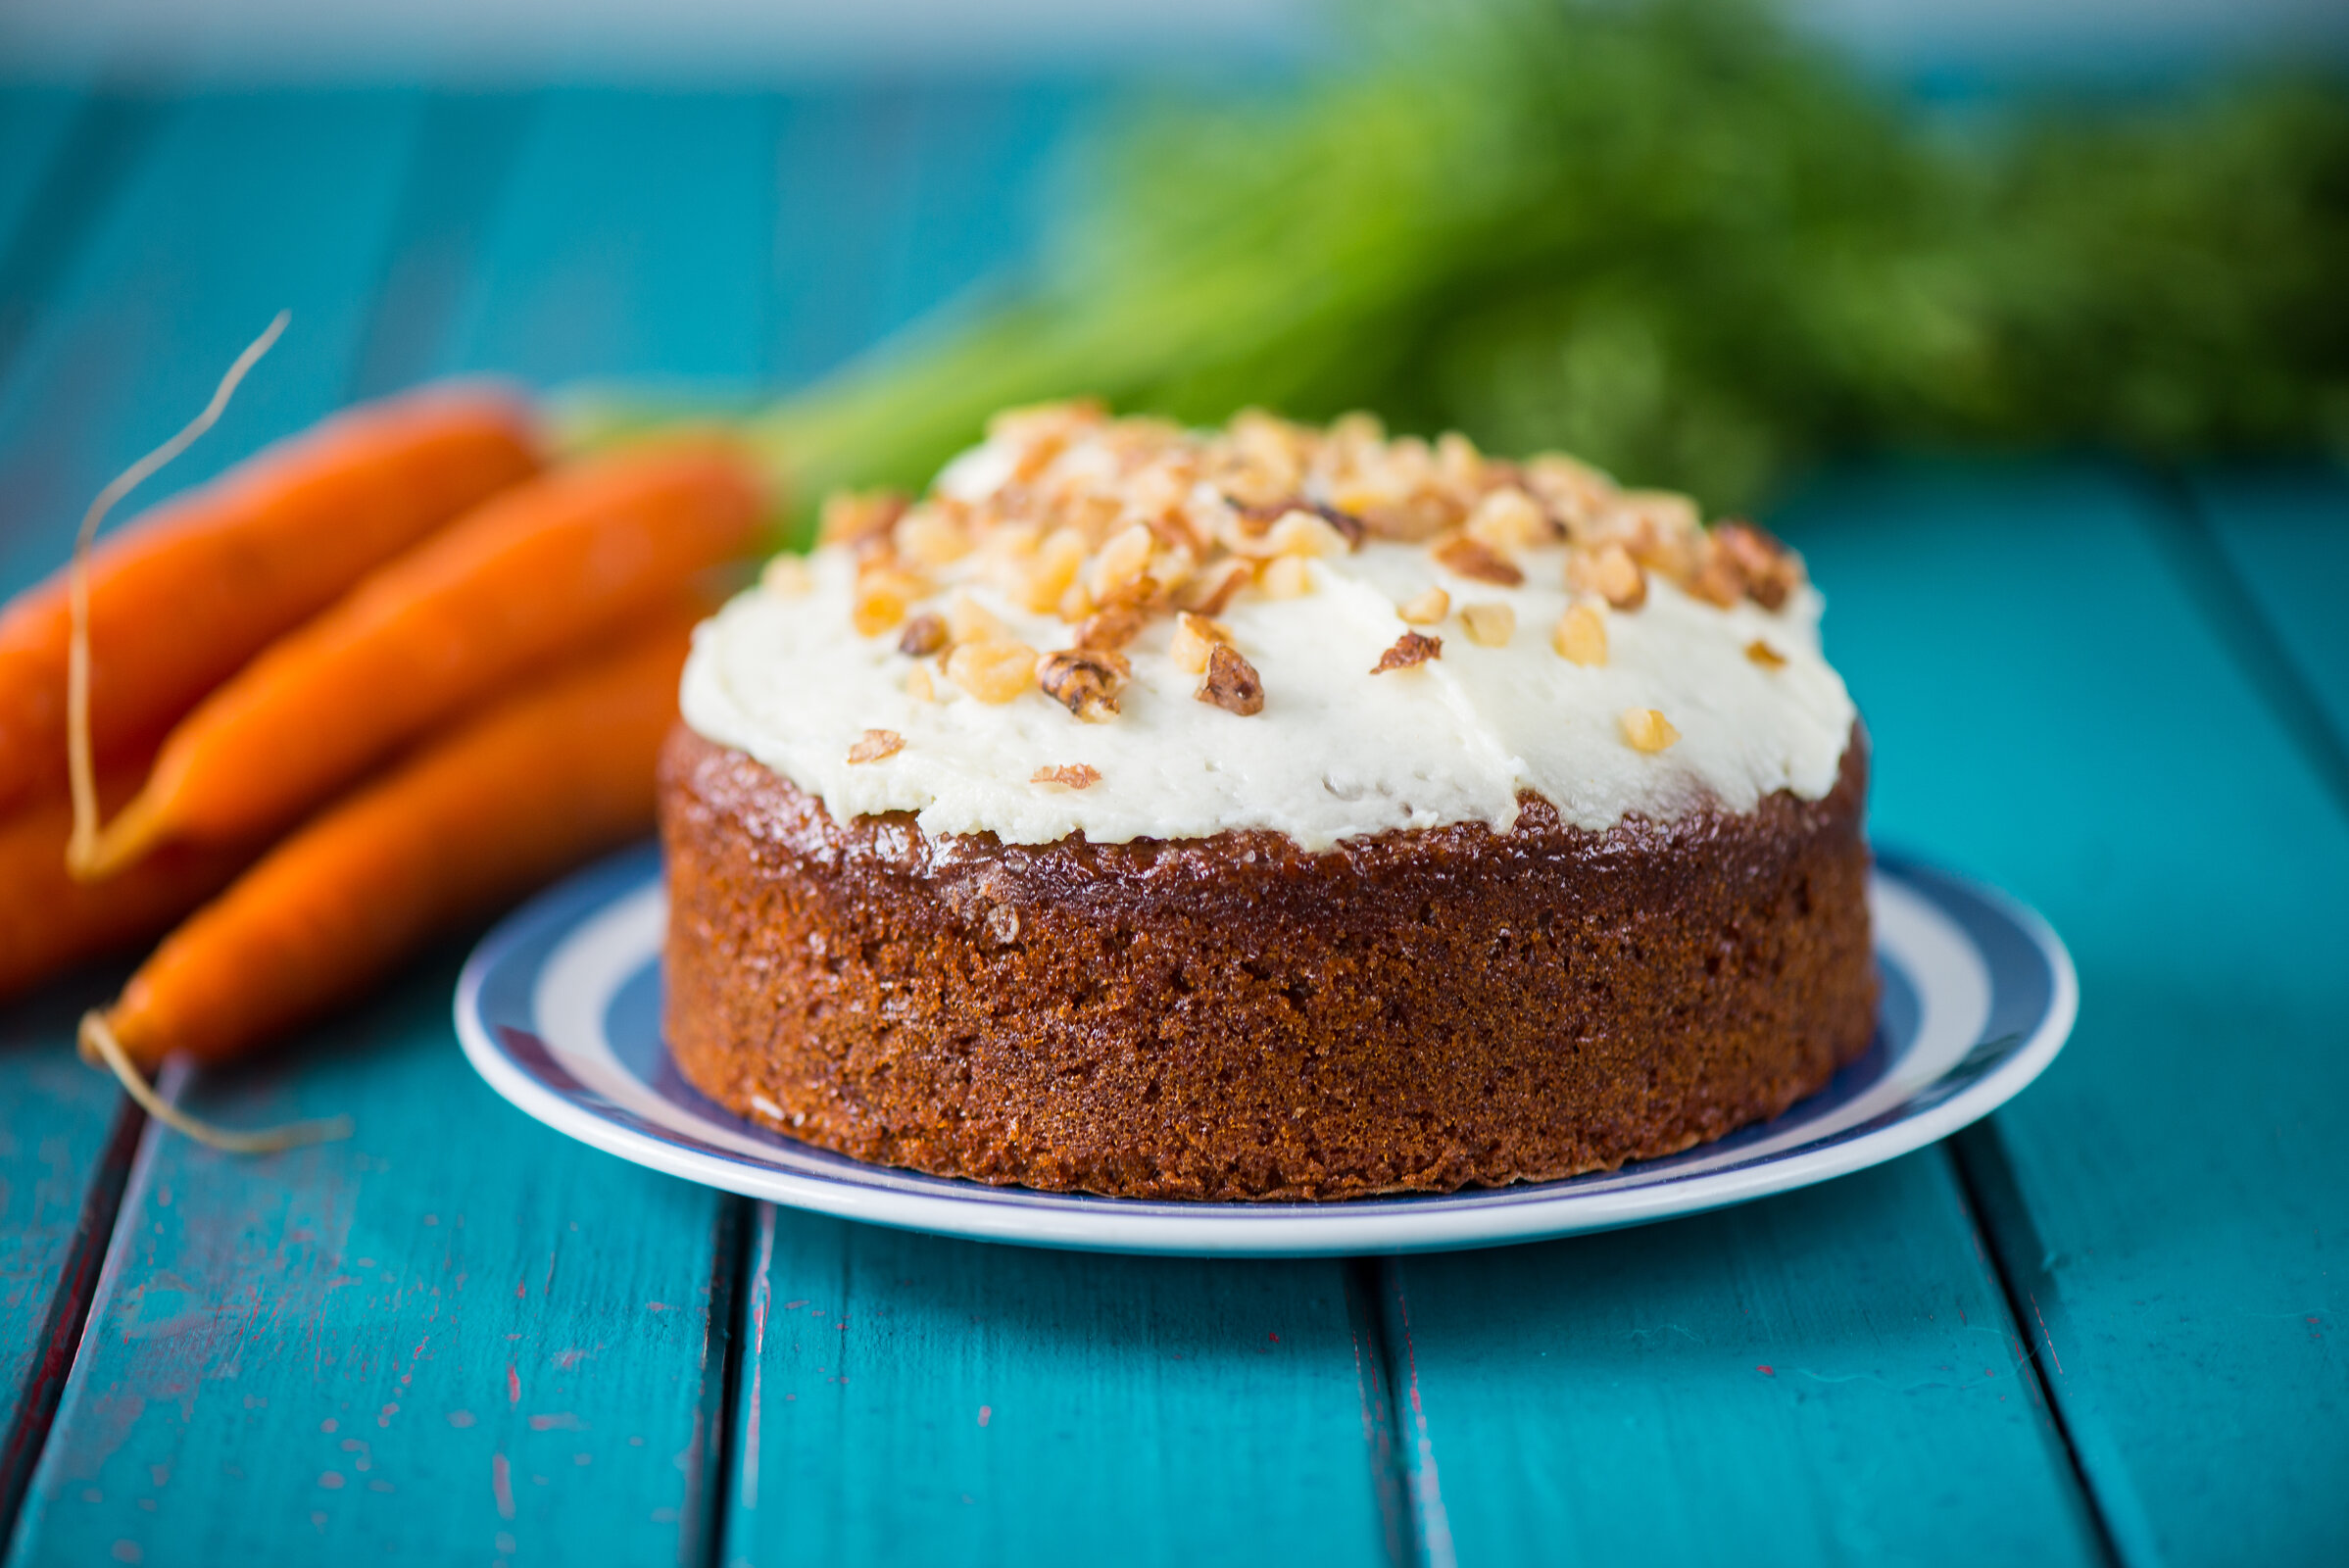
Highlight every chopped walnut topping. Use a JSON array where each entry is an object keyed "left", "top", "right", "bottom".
[
  {"left": 1175, "top": 559, "right": 1250, "bottom": 616},
  {"left": 1711, "top": 521, "right": 1802, "bottom": 611},
  {"left": 1460, "top": 602, "right": 1516, "bottom": 647},
  {"left": 852, "top": 565, "right": 925, "bottom": 636},
  {"left": 1372, "top": 630, "right": 1443, "bottom": 673},
  {"left": 759, "top": 554, "right": 812, "bottom": 596},
  {"left": 1745, "top": 639, "right": 1787, "bottom": 669},
  {"left": 1074, "top": 601, "right": 1146, "bottom": 653},
  {"left": 905, "top": 662, "right": 937, "bottom": 702},
  {"left": 946, "top": 639, "right": 1038, "bottom": 704},
  {"left": 1396, "top": 586, "right": 1449, "bottom": 625},
  {"left": 1171, "top": 612, "right": 1231, "bottom": 674},
  {"left": 894, "top": 508, "right": 971, "bottom": 567},
  {"left": 946, "top": 593, "right": 1003, "bottom": 646},
  {"left": 1038, "top": 647, "right": 1131, "bottom": 722},
  {"left": 1030, "top": 763, "right": 1101, "bottom": 790},
  {"left": 1434, "top": 534, "right": 1524, "bottom": 587},
  {"left": 1552, "top": 604, "right": 1607, "bottom": 666},
  {"left": 846, "top": 728, "right": 904, "bottom": 764},
  {"left": 1198, "top": 642, "right": 1264, "bottom": 714},
  {"left": 1620, "top": 708, "right": 1680, "bottom": 754},
  {"left": 1465, "top": 488, "right": 1552, "bottom": 553},
  {"left": 1259, "top": 556, "right": 1314, "bottom": 599},
  {"left": 1570, "top": 542, "right": 1647, "bottom": 611},
  {"left": 819, "top": 490, "right": 908, "bottom": 550},
  {"left": 896, "top": 612, "right": 947, "bottom": 658}
]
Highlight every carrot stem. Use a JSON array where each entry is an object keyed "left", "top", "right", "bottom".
[
  {"left": 78, "top": 1011, "right": 352, "bottom": 1152},
  {"left": 68, "top": 312, "right": 287, "bottom": 873}
]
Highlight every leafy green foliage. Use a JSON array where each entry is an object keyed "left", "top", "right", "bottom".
[{"left": 733, "top": 0, "right": 2348, "bottom": 514}]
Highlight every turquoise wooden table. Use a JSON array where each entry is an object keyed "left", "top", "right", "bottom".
[{"left": 0, "top": 87, "right": 2342, "bottom": 1568}]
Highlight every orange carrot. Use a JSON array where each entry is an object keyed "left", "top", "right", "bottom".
[
  {"left": 0, "top": 761, "right": 260, "bottom": 1003},
  {"left": 86, "top": 610, "right": 698, "bottom": 1071},
  {"left": 76, "top": 443, "right": 760, "bottom": 877},
  {"left": 0, "top": 384, "right": 541, "bottom": 816}
]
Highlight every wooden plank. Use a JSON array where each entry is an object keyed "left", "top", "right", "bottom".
[
  {"left": 6, "top": 90, "right": 784, "bottom": 1566},
  {"left": 723, "top": 1210, "right": 1404, "bottom": 1568},
  {"left": 2187, "top": 464, "right": 2349, "bottom": 784},
  {"left": 1783, "top": 460, "right": 2349, "bottom": 1567},
  {"left": 0, "top": 91, "right": 426, "bottom": 1540},
  {"left": 1382, "top": 1156, "right": 2102, "bottom": 1565}
]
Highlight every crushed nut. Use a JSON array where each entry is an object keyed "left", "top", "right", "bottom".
[
  {"left": 1460, "top": 602, "right": 1516, "bottom": 647},
  {"left": 1030, "top": 763, "right": 1101, "bottom": 790},
  {"left": 1037, "top": 647, "right": 1130, "bottom": 722},
  {"left": 1552, "top": 604, "right": 1607, "bottom": 666},
  {"left": 1018, "top": 527, "right": 1089, "bottom": 612},
  {"left": 1198, "top": 641, "right": 1265, "bottom": 714},
  {"left": 1171, "top": 612, "right": 1231, "bottom": 674},
  {"left": 1089, "top": 522, "right": 1157, "bottom": 597},
  {"left": 946, "top": 593, "right": 1004, "bottom": 646},
  {"left": 1434, "top": 534, "right": 1525, "bottom": 587},
  {"left": 1396, "top": 586, "right": 1450, "bottom": 625},
  {"left": 847, "top": 728, "right": 904, "bottom": 764},
  {"left": 1175, "top": 559, "right": 1250, "bottom": 616},
  {"left": 818, "top": 490, "right": 908, "bottom": 550},
  {"left": 1259, "top": 555, "right": 1314, "bottom": 599},
  {"left": 1372, "top": 630, "right": 1443, "bottom": 673},
  {"left": 1745, "top": 639, "right": 1787, "bottom": 669},
  {"left": 1712, "top": 521, "right": 1801, "bottom": 611},
  {"left": 1075, "top": 601, "right": 1146, "bottom": 653},
  {"left": 1465, "top": 488, "right": 1551, "bottom": 553},
  {"left": 897, "top": 612, "right": 947, "bottom": 658},
  {"left": 947, "top": 639, "right": 1038, "bottom": 704},
  {"left": 759, "top": 554, "right": 812, "bottom": 596},
  {"left": 1620, "top": 708, "right": 1680, "bottom": 754},
  {"left": 1570, "top": 542, "right": 1646, "bottom": 611},
  {"left": 1265, "top": 510, "right": 1349, "bottom": 559},
  {"left": 905, "top": 663, "right": 937, "bottom": 702},
  {"left": 852, "top": 566, "right": 925, "bottom": 636},
  {"left": 894, "top": 508, "right": 971, "bottom": 567}
]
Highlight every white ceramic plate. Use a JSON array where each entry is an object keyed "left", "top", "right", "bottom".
[{"left": 456, "top": 844, "right": 2074, "bottom": 1256}]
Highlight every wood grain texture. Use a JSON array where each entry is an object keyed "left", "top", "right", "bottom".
[
  {"left": 1383, "top": 1155, "right": 2101, "bottom": 1567},
  {"left": 720, "top": 1208, "right": 1404, "bottom": 1568},
  {"left": 2189, "top": 464, "right": 2349, "bottom": 784},
  {"left": 1786, "top": 461, "right": 2349, "bottom": 1568},
  {"left": 5, "top": 90, "right": 786, "bottom": 1564}
]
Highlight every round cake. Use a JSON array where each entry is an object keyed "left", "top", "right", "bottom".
[{"left": 661, "top": 403, "right": 1875, "bottom": 1200}]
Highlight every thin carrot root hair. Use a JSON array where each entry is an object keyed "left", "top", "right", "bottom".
[
  {"left": 68, "top": 310, "right": 289, "bottom": 881},
  {"left": 78, "top": 1009, "right": 352, "bottom": 1153}
]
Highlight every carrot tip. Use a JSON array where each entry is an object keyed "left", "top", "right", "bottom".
[{"left": 78, "top": 1010, "right": 354, "bottom": 1154}]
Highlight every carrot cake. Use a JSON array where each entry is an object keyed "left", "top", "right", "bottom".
[{"left": 660, "top": 403, "right": 1874, "bottom": 1200}]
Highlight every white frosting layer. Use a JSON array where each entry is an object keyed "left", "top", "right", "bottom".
[{"left": 681, "top": 534, "right": 1857, "bottom": 853}]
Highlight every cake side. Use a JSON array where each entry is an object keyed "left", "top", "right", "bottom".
[{"left": 660, "top": 723, "right": 1876, "bottom": 1200}]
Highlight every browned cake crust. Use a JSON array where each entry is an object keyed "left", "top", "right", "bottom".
[{"left": 659, "top": 723, "right": 1876, "bottom": 1200}]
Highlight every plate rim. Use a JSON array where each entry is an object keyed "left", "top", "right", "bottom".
[{"left": 454, "top": 847, "right": 2076, "bottom": 1256}]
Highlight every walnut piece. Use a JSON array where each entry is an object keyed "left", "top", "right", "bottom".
[
  {"left": 1434, "top": 534, "right": 1525, "bottom": 587},
  {"left": 818, "top": 490, "right": 908, "bottom": 550},
  {"left": 1551, "top": 604, "right": 1607, "bottom": 666},
  {"left": 1030, "top": 763, "right": 1102, "bottom": 790},
  {"left": 846, "top": 728, "right": 904, "bottom": 764},
  {"left": 759, "top": 554, "right": 812, "bottom": 596},
  {"left": 1745, "top": 638, "right": 1787, "bottom": 669},
  {"left": 851, "top": 566, "right": 924, "bottom": 636},
  {"left": 1396, "top": 586, "right": 1449, "bottom": 625},
  {"left": 947, "top": 639, "right": 1038, "bottom": 704},
  {"left": 1175, "top": 559, "right": 1251, "bottom": 616},
  {"left": 1570, "top": 542, "right": 1646, "bottom": 611},
  {"left": 1712, "top": 521, "right": 1802, "bottom": 611},
  {"left": 1198, "top": 641, "right": 1265, "bottom": 714},
  {"left": 1619, "top": 708, "right": 1679, "bottom": 754},
  {"left": 1371, "top": 630, "right": 1443, "bottom": 673},
  {"left": 1170, "top": 612, "right": 1231, "bottom": 674},
  {"left": 1075, "top": 601, "right": 1146, "bottom": 653},
  {"left": 1460, "top": 602, "right": 1516, "bottom": 647},
  {"left": 896, "top": 612, "right": 947, "bottom": 657},
  {"left": 1259, "top": 556, "right": 1314, "bottom": 599},
  {"left": 1037, "top": 647, "right": 1131, "bottom": 721}
]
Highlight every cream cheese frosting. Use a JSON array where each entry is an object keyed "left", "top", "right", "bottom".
[{"left": 680, "top": 409, "right": 1856, "bottom": 852}]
